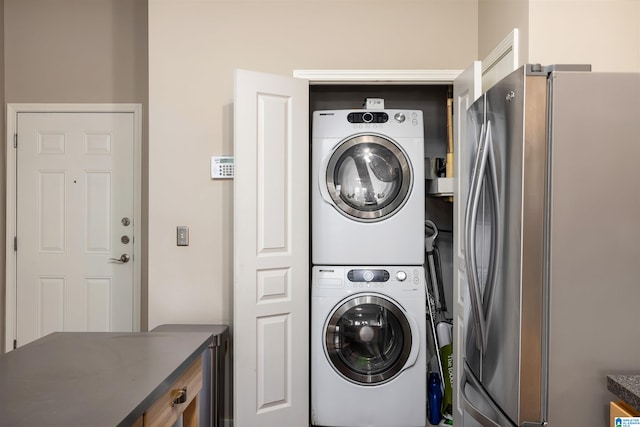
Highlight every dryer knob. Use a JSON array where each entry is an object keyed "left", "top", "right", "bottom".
[
  {"left": 363, "top": 270, "right": 375, "bottom": 282},
  {"left": 394, "top": 113, "right": 406, "bottom": 123},
  {"left": 396, "top": 271, "right": 407, "bottom": 282}
]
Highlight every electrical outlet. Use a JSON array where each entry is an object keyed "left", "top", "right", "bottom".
[{"left": 177, "top": 226, "right": 189, "bottom": 246}]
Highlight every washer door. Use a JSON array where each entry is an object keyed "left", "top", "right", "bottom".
[
  {"left": 325, "top": 294, "right": 413, "bottom": 385},
  {"left": 325, "top": 134, "right": 412, "bottom": 222}
]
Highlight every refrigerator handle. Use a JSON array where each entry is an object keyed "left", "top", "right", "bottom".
[
  {"left": 464, "top": 122, "right": 490, "bottom": 353},
  {"left": 462, "top": 361, "right": 516, "bottom": 427},
  {"left": 481, "top": 124, "right": 502, "bottom": 319}
]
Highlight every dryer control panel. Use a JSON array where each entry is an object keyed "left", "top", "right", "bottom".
[
  {"left": 347, "top": 269, "right": 389, "bottom": 282},
  {"left": 347, "top": 111, "right": 388, "bottom": 124}
]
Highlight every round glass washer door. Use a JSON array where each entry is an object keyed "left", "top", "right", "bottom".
[
  {"left": 325, "top": 134, "right": 412, "bottom": 222},
  {"left": 324, "top": 294, "right": 413, "bottom": 385}
]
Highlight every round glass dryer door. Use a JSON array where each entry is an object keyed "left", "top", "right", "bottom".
[
  {"left": 326, "top": 134, "right": 412, "bottom": 222},
  {"left": 324, "top": 294, "right": 413, "bottom": 385}
]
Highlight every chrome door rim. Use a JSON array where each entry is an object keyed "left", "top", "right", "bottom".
[
  {"left": 325, "top": 134, "right": 412, "bottom": 222},
  {"left": 324, "top": 294, "right": 413, "bottom": 385}
]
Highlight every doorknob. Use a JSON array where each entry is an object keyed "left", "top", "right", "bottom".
[{"left": 109, "top": 254, "right": 130, "bottom": 263}]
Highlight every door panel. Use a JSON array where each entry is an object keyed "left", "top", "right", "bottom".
[
  {"left": 233, "top": 69, "right": 309, "bottom": 427},
  {"left": 479, "top": 69, "right": 528, "bottom": 424},
  {"left": 15, "top": 112, "right": 136, "bottom": 347},
  {"left": 452, "top": 61, "right": 481, "bottom": 423}
]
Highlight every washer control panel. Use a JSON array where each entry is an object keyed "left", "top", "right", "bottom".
[
  {"left": 344, "top": 268, "right": 422, "bottom": 289},
  {"left": 314, "top": 266, "right": 424, "bottom": 290}
]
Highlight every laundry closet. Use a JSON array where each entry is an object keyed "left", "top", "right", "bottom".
[
  {"left": 232, "top": 67, "right": 474, "bottom": 427},
  {"left": 307, "top": 82, "right": 456, "bottom": 427}
]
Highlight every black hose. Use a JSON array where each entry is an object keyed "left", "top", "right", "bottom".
[{"left": 432, "top": 244, "right": 447, "bottom": 313}]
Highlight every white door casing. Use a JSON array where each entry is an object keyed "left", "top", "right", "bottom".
[
  {"left": 5, "top": 104, "right": 142, "bottom": 351},
  {"left": 453, "top": 62, "right": 482, "bottom": 424},
  {"left": 233, "top": 70, "right": 309, "bottom": 426}
]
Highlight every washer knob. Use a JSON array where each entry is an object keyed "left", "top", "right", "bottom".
[
  {"left": 396, "top": 271, "right": 407, "bottom": 282},
  {"left": 363, "top": 270, "right": 375, "bottom": 282},
  {"left": 394, "top": 113, "right": 406, "bottom": 123}
]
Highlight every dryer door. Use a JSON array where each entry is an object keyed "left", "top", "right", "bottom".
[
  {"left": 325, "top": 294, "right": 413, "bottom": 385},
  {"left": 325, "top": 134, "right": 412, "bottom": 222}
]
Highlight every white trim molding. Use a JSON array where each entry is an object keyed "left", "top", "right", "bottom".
[
  {"left": 293, "top": 69, "right": 463, "bottom": 84},
  {"left": 4, "top": 103, "right": 143, "bottom": 352},
  {"left": 482, "top": 28, "right": 519, "bottom": 75},
  {"left": 481, "top": 28, "right": 520, "bottom": 91}
]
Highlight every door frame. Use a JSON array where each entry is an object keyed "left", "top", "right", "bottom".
[
  {"left": 293, "top": 69, "right": 461, "bottom": 84},
  {"left": 296, "top": 69, "right": 462, "bottom": 422},
  {"left": 5, "top": 103, "right": 143, "bottom": 352}
]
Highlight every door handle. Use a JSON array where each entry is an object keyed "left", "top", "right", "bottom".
[
  {"left": 171, "top": 387, "right": 188, "bottom": 407},
  {"left": 464, "top": 122, "right": 490, "bottom": 353},
  {"left": 462, "top": 361, "right": 514, "bottom": 427},
  {"left": 109, "top": 254, "right": 130, "bottom": 263},
  {"left": 482, "top": 126, "right": 501, "bottom": 318}
]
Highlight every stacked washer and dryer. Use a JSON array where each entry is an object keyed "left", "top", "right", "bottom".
[{"left": 311, "top": 109, "right": 428, "bottom": 427}]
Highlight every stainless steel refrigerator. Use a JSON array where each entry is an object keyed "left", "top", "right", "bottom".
[{"left": 461, "top": 64, "right": 640, "bottom": 426}]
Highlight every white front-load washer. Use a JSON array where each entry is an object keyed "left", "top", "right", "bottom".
[
  {"left": 312, "top": 109, "right": 425, "bottom": 266},
  {"left": 311, "top": 265, "right": 427, "bottom": 427}
]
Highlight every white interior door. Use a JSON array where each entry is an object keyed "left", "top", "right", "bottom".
[
  {"left": 452, "top": 61, "right": 481, "bottom": 424},
  {"left": 11, "top": 110, "right": 139, "bottom": 348},
  {"left": 233, "top": 69, "right": 309, "bottom": 426}
]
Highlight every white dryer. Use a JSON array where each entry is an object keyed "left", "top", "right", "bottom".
[
  {"left": 312, "top": 109, "right": 425, "bottom": 266},
  {"left": 311, "top": 265, "right": 427, "bottom": 427}
]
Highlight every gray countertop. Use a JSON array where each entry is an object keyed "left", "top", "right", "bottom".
[
  {"left": 151, "top": 324, "right": 229, "bottom": 346},
  {"left": 0, "top": 331, "right": 214, "bottom": 427},
  {"left": 608, "top": 375, "right": 640, "bottom": 412}
]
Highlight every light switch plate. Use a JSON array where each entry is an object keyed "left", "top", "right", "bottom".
[{"left": 177, "top": 226, "right": 189, "bottom": 246}]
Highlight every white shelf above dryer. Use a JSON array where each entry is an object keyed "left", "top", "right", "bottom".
[{"left": 427, "top": 177, "right": 454, "bottom": 198}]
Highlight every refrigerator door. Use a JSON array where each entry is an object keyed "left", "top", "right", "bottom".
[
  {"left": 464, "top": 65, "right": 548, "bottom": 426},
  {"left": 477, "top": 66, "right": 527, "bottom": 425}
]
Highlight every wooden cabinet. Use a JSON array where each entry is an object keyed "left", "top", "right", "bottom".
[
  {"left": 143, "top": 355, "right": 203, "bottom": 427},
  {"left": 610, "top": 400, "right": 640, "bottom": 427}
]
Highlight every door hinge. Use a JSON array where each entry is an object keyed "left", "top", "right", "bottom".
[
  {"left": 14, "top": 236, "right": 17, "bottom": 251},
  {"left": 13, "top": 133, "right": 17, "bottom": 148},
  {"left": 13, "top": 339, "right": 17, "bottom": 350}
]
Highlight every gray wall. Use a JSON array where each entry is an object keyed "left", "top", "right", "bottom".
[
  {"left": 478, "top": 0, "right": 640, "bottom": 72},
  {"left": 2, "top": 0, "right": 149, "bottom": 348},
  {"left": 4, "top": 0, "right": 147, "bottom": 103},
  {"left": 147, "top": 0, "right": 479, "bottom": 330}
]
